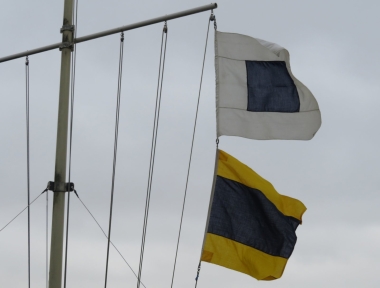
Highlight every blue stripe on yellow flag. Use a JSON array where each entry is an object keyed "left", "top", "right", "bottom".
[{"left": 201, "top": 150, "right": 306, "bottom": 280}]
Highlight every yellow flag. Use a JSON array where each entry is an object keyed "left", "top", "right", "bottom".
[{"left": 201, "top": 150, "right": 306, "bottom": 280}]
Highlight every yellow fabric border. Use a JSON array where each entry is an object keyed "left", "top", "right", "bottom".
[
  {"left": 201, "top": 233, "right": 288, "bottom": 280},
  {"left": 217, "top": 150, "right": 306, "bottom": 221}
]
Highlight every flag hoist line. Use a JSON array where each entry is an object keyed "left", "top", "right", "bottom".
[
  {"left": 25, "top": 55, "right": 31, "bottom": 288},
  {"left": 104, "top": 31, "right": 125, "bottom": 288},
  {"left": 169, "top": 11, "right": 216, "bottom": 288},
  {"left": 0, "top": 2, "right": 218, "bottom": 288},
  {"left": 136, "top": 21, "right": 168, "bottom": 288}
]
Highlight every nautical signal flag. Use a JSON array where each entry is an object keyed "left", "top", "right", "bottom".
[
  {"left": 201, "top": 150, "right": 306, "bottom": 280},
  {"left": 215, "top": 31, "right": 321, "bottom": 140}
]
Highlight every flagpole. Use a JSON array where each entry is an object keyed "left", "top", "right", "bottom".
[{"left": 49, "top": 0, "right": 74, "bottom": 287}]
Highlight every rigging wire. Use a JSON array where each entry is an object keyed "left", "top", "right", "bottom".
[
  {"left": 46, "top": 190, "right": 49, "bottom": 288},
  {"left": 104, "top": 31, "right": 125, "bottom": 288},
  {"left": 25, "top": 55, "right": 31, "bottom": 288},
  {"left": 0, "top": 191, "right": 45, "bottom": 233},
  {"left": 194, "top": 12, "right": 217, "bottom": 288},
  {"left": 170, "top": 13, "right": 213, "bottom": 288},
  {"left": 63, "top": 0, "right": 79, "bottom": 287},
  {"left": 74, "top": 194, "right": 147, "bottom": 288},
  {"left": 136, "top": 21, "right": 168, "bottom": 288}
]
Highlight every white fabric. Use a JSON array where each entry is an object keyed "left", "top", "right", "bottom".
[{"left": 215, "top": 31, "right": 321, "bottom": 140}]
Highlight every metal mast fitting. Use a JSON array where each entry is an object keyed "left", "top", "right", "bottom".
[
  {"left": 59, "top": 24, "right": 75, "bottom": 51},
  {"left": 46, "top": 181, "right": 75, "bottom": 192},
  {"left": 0, "top": 3, "right": 218, "bottom": 63}
]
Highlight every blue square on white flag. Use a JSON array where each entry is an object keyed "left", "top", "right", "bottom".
[
  {"left": 215, "top": 31, "right": 321, "bottom": 140},
  {"left": 246, "top": 61, "right": 300, "bottom": 113}
]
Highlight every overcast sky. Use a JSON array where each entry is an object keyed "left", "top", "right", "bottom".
[{"left": 1, "top": 0, "right": 379, "bottom": 287}]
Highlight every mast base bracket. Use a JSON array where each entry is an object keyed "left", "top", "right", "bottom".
[{"left": 47, "top": 181, "right": 75, "bottom": 192}]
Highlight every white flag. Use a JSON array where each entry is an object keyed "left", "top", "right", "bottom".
[{"left": 215, "top": 31, "right": 321, "bottom": 140}]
